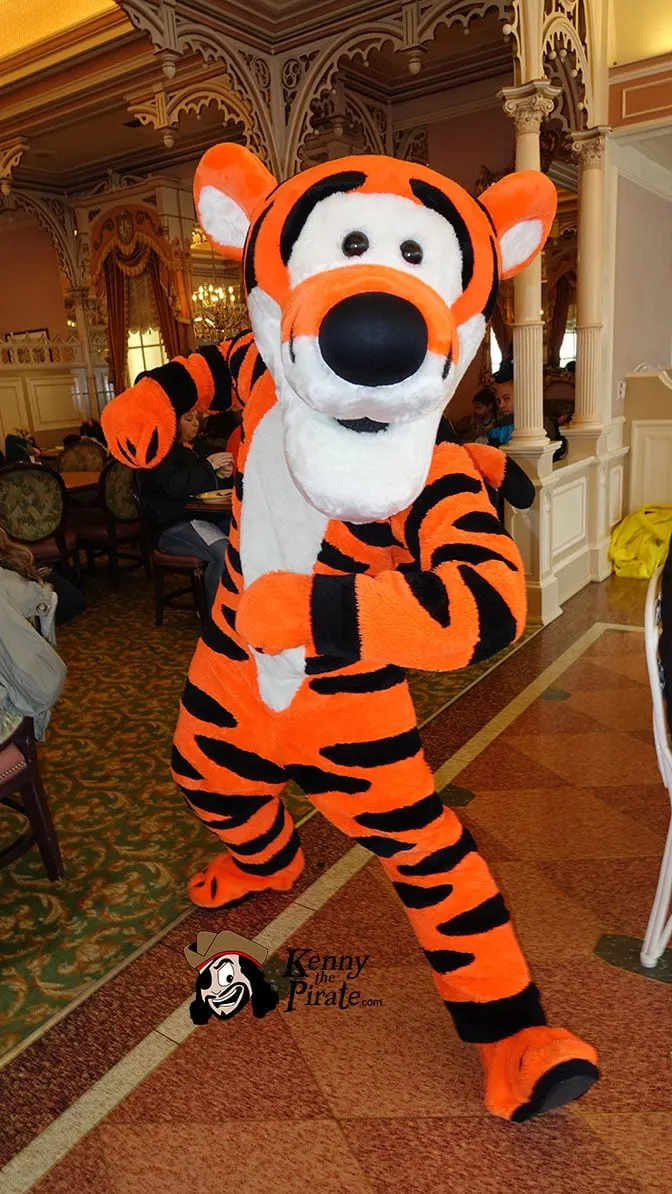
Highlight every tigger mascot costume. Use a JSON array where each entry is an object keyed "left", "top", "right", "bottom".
[{"left": 102, "top": 146, "right": 599, "bottom": 1121}]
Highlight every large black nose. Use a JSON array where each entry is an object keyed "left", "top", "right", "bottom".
[{"left": 318, "top": 292, "right": 428, "bottom": 387}]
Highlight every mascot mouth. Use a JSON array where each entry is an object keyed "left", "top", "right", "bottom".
[{"left": 336, "top": 417, "right": 389, "bottom": 434}]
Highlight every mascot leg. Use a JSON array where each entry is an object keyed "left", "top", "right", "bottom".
[
  {"left": 289, "top": 677, "right": 598, "bottom": 1121},
  {"left": 172, "top": 639, "right": 305, "bottom": 910}
]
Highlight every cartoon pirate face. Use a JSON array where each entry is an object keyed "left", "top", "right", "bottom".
[
  {"left": 198, "top": 952, "right": 253, "bottom": 1019},
  {"left": 185, "top": 930, "right": 279, "bottom": 1025}
]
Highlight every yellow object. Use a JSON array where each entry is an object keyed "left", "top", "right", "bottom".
[
  {"left": 195, "top": 491, "right": 223, "bottom": 500},
  {"left": 609, "top": 506, "right": 672, "bottom": 578}
]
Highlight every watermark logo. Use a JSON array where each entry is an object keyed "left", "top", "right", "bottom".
[
  {"left": 184, "top": 933, "right": 384, "bottom": 1026},
  {"left": 184, "top": 931, "right": 279, "bottom": 1025}
]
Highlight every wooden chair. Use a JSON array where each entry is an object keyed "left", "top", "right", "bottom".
[
  {"left": 0, "top": 462, "right": 79, "bottom": 577},
  {"left": 0, "top": 718, "right": 64, "bottom": 881},
  {"left": 70, "top": 460, "right": 150, "bottom": 589},
  {"left": 58, "top": 438, "right": 107, "bottom": 507},
  {"left": 131, "top": 476, "right": 208, "bottom": 627}
]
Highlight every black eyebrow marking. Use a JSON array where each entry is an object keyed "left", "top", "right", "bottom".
[
  {"left": 410, "top": 177, "right": 475, "bottom": 292},
  {"left": 280, "top": 171, "right": 367, "bottom": 265}
]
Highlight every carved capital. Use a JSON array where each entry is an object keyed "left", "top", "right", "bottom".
[
  {"left": 0, "top": 137, "right": 28, "bottom": 195},
  {"left": 571, "top": 127, "right": 610, "bottom": 171},
  {"left": 499, "top": 82, "right": 561, "bottom": 136}
]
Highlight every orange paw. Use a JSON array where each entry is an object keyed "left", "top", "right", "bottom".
[
  {"left": 188, "top": 847, "right": 305, "bottom": 909},
  {"left": 478, "top": 1026, "right": 600, "bottom": 1122},
  {"left": 236, "top": 571, "right": 313, "bottom": 654}
]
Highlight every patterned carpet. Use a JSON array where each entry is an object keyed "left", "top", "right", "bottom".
[{"left": 0, "top": 572, "right": 537, "bottom": 1062}]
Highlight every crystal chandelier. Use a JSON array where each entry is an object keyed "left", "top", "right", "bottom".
[{"left": 191, "top": 281, "right": 249, "bottom": 343}]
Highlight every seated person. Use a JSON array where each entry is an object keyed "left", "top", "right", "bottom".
[
  {"left": 79, "top": 418, "right": 106, "bottom": 447},
  {"left": 489, "top": 359, "right": 567, "bottom": 460},
  {"left": 199, "top": 409, "right": 242, "bottom": 472},
  {"left": 459, "top": 387, "right": 497, "bottom": 443},
  {"left": 0, "top": 528, "right": 85, "bottom": 628},
  {"left": 139, "top": 408, "right": 234, "bottom": 609}
]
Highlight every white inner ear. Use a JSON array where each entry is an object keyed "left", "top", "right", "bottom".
[
  {"left": 500, "top": 218, "right": 543, "bottom": 274},
  {"left": 197, "top": 185, "right": 249, "bottom": 250}
]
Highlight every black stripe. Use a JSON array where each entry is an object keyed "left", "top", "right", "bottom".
[
  {"left": 229, "top": 342, "right": 249, "bottom": 380},
  {"left": 483, "top": 238, "right": 500, "bottom": 323},
  {"left": 344, "top": 521, "right": 402, "bottom": 548},
  {"left": 425, "top": 948, "right": 475, "bottom": 973},
  {"left": 280, "top": 171, "right": 366, "bottom": 265},
  {"left": 309, "top": 665, "right": 404, "bottom": 695},
  {"left": 244, "top": 203, "right": 272, "bottom": 294},
  {"left": 147, "top": 361, "right": 198, "bottom": 417},
  {"left": 227, "top": 802, "right": 288, "bottom": 856},
  {"left": 446, "top": 982, "right": 546, "bottom": 1045},
  {"left": 317, "top": 541, "right": 370, "bottom": 573},
  {"left": 181, "top": 679, "right": 237, "bottom": 729},
  {"left": 354, "top": 792, "right": 442, "bottom": 833},
  {"left": 250, "top": 353, "right": 268, "bottom": 389},
  {"left": 219, "top": 563, "right": 239, "bottom": 594},
  {"left": 398, "top": 831, "right": 477, "bottom": 878},
  {"left": 234, "top": 471, "right": 244, "bottom": 502},
  {"left": 171, "top": 745, "right": 202, "bottom": 781},
  {"left": 431, "top": 544, "right": 517, "bottom": 571},
  {"left": 227, "top": 544, "right": 242, "bottom": 575},
  {"left": 146, "top": 427, "right": 160, "bottom": 464},
  {"left": 195, "top": 735, "right": 287, "bottom": 785},
  {"left": 115, "top": 439, "right": 137, "bottom": 467},
  {"left": 286, "top": 763, "right": 371, "bottom": 796},
  {"left": 180, "top": 788, "right": 271, "bottom": 826},
  {"left": 233, "top": 830, "right": 301, "bottom": 876},
  {"left": 393, "top": 881, "right": 453, "bottom": 909},
  {"left": 356, "top": 835, "right": 415, "bottom": 857},
  {"left": 321, "top": 728, "right": 421, "bottom": 769},
  {"left": 405, "top": 473, "right": 482, "bottom": 559},
  {"left": 125, "top": 438, "right": 136, "bottom": 459},
  {"left": 458, "top": 564, "right": 518, "bottom": 663},
  {"left": 198, "top": 345, "right": 232, "bottom": 411},
  {"left": 438, "top": 893, "right": 510, "bottom": 937},
  {"left": 201, "top": 618, "right": 248, "bottom": 661},
  {"left": 401, "top": 570, "right": 450, "bottom": 627},
  {"left": 396, "top": 829, "right": 477, "bottom": 877},
  {"left": 219, "top": 602, "right": 238, "bottom": 632},
  {"left": 310, "top": 574, "right": 361, "bottom": 661},
  {"left": 454, "top": 511, "right": 508, "bottom": 537},
  {"left": 305, "top": 653, "right": 353, "bottom": 675},
  {"left": 410, "top": 178, "right": 474, "bottom": 291},
  {"left": 500, "top": 458, "right": 535, "bottom": 510}
]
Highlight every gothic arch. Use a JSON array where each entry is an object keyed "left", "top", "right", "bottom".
[
  {"left": 542, "top": 7, "right": 594, "bottom": 131},
  {"left": 11, "top": 192, "right": 78, "bottom": 285}
]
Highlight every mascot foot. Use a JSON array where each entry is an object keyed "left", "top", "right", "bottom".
[
  {"left": 188, "top": 848, "right": 305, "bottom": 910},
  {"left": 478, "top": 1026, "right": 600, "bottom": 1123}
]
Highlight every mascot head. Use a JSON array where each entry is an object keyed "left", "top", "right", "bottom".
[{"left": 194, "top": 146, "right": 555, "bottom": 521}]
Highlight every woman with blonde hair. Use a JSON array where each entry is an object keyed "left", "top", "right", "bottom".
[{"left": 0, "top": 530, "right": 85, "bottom": 627}]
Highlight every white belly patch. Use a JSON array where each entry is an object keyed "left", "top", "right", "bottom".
[{"left": 239, "top": 404, "right": 329, "bottom": 712}]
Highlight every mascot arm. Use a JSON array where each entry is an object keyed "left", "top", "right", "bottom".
[
  {"left": 238, "top": 452, "right": 527, "bottom": 672},
  {"left": 462, "top": 444, "right": 535, "bottom": 511},
  {"left": 100, "top": 332, "right": 254, "bottom": 470}
]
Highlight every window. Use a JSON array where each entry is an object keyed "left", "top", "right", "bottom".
[
  {"left": 490, "top": 329, "right": 503, "bottom": 376},
  {"left": 127, "top": 328, "right": 167, "bottom": 385}
]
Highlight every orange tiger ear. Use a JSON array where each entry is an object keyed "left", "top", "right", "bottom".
[
  {"left": 194, "top": 144, "right": 277, "bottom": 261},
  {"left": 479, "top": 171, "right": 557, "bottom": 280}
]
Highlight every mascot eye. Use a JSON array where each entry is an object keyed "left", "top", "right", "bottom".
[
  {"left": 342, "top": 231, "right": 369, "bottom": 257},
  {"left": 401, "top": 239, "right": 423, "bottom": 265}
]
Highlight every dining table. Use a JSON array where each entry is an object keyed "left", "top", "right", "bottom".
[
  {"left": 60, "top": 471, "right": 101, "bottom": 492},
  {"left": 185, "top": 490, "right": 233, "bottom": 514}
]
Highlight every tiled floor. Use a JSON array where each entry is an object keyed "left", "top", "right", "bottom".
[{"left": 2, "top": 576, "right": 672, "bottom": 1193}]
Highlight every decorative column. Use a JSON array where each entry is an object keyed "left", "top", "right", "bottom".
[
  {"left": 570, "top": 128, "right": 610, "bottom": 429},
  {"left": 500, "top": 81, "right": 560, "bottom": 450},
  {"left": 68, "top": 288, "right": 101, "bottom": 419}
]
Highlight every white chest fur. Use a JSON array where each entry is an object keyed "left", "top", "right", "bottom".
[{"left": 239, "top": 403, "right": 329, "bottom": 712}]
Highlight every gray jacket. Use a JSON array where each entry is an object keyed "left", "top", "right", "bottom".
[{"left": 0, "top": 570, "right": 66, "bottom": 742}]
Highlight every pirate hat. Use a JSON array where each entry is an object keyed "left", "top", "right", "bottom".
[{"left": 184, "top": 930, "right": 268, "bottom": 971}]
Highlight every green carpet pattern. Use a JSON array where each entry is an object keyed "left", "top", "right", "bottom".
[{"left": 0, "top": 574, "right": 536, "bottom": 1061}]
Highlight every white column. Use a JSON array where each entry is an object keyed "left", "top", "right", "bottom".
[
  {"left": 500, "top": 81, "right": 560, "bottom": 447},
  {"left": 570, "top": 128, "right": 609, "bottom": 429},
  {"left": 69, "top": 288, "right": 100, "bottom": 419}
]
